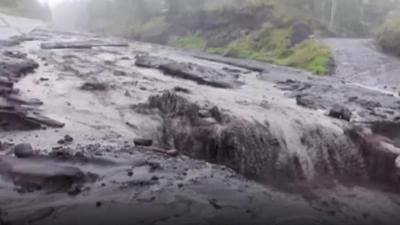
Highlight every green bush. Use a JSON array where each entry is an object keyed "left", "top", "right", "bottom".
[
  {"left": 278, "top": 40, "right": 332, "bottom": 75},
  {"left": 0, "top": 0, "right": 51, "bottom": 20},
  {"left": 377, "top": 17, "right": 400, "bottom": 56},
  {"left": 206, "top": 47, "right": 227, "bottom": 55}
]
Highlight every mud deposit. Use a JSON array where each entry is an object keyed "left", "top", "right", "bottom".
[{"left": 1, "top": 15, "right": 400, "bottom": 225}]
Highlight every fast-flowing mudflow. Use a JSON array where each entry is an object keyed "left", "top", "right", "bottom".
[{"left": 2, "top": 13, "right": 400, "bottom": 225}]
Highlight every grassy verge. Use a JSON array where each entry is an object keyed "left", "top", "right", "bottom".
[
  {"left": 203, "top": 25, "right": 332, "bottom": 75},
  {"left": 277, "top": 40, "right": 332, "bottom": 75},
  {"left": 169, "top": 36, "right": 207, "bottom": 51},
  {"left": 166, "top": 4, "right": 332, "bottom": 75}
]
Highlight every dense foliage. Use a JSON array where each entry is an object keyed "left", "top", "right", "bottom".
[
  {"left": 377, "top": 16, "right": 400, "bottom": 56},
  {"left": 0, "top": 0, "right": 51, "bottom": 20},
  {"left": 77, "top": 0, "right": 399, "bottom": 37}
]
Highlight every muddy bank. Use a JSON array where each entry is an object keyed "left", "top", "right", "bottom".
[
  {"left": 0, "top": 144, "right": 342, "bottom": 225},
  {"left": 0, "top": 45, "right": 64, "bottom": 130},
  {"left": 133, "top": 4, "right": 276, "bottom": 47}
]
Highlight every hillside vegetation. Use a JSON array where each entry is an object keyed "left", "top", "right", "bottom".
[
  {"left": 377, "top": 16, "right": 400, "bottom": 56},
  {"left": 0, "top": 0, "right": 51, "bottom": 20},
  {"left": 55, "top": 0, "right": 400, "bottom": 74}
]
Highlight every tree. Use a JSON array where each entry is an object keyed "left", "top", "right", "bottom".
[
  {"left": 0, "top": 0, "right": 51, "bottom": 20},
  {"left": 329, "top": 0, "right": 337, "bottom": 30}
]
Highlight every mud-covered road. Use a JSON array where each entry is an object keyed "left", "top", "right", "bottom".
[
  {"left": 1, "top": 14, "right": 400, "bottom": 225},
  {"left": 325, "top": 38, "right": 400, "bottom": 93}
]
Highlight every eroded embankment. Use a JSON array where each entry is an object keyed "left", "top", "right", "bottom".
[{"left": 132, "top": 91, "right": 400, "bottom": 189}]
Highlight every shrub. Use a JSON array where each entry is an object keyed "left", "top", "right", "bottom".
[
  {"left": 278, "top": 40, "right": 332, "bottom": 75},
  {"left": 377, "top": 16, "right": 400, "bottom": 56}
]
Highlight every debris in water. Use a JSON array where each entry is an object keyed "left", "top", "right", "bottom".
[
  {"left": 40, "top": 41, "right": 129, "bottom": 50},
  {"left": 13, "top": 143, "right": 34, "bottom": 158},
  {"left": 329, "top": 104, "right": 352, "bottom": 121},
  {"left": 80, "top": 82, "right": 108, "bottom": 91},
  {"left": 134, "top": 138, "right": 153, "bottom": 147}
]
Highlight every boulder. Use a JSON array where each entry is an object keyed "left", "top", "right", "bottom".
[
  {"left": 134, "top": 138, "right": 153, "bottom": 147},
  {"left": 13, "top": 143, "right": 34, "bottom": 158},
  {"left": 290, "top": 22, "right": 313, "bottom": 45},
  {"left": 135, "top": 55, "right": 243, "bottom": 89},
  {"left": 64, "top": 134, "right": 74, "bottom": 143},
  {"left": 296, "top": 94, "right": 319, "bottom": 110},
  {"left": 80, "top": 82, "right": 108, "bottom": 91},
  {"left": 329, "top": 104, "right": 352, "bottom": 121}
]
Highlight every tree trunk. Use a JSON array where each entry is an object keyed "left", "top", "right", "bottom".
[{"left": 329, "top": 0, "right": 337, "bottom": 30}]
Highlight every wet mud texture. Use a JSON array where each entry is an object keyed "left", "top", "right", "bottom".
[{"left": 0, "top": 18, "right": 400, "bottom": 225}]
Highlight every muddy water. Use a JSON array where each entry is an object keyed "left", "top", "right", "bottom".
[{"left": 0, "top": 17, "right": 400, "bottom": 224}]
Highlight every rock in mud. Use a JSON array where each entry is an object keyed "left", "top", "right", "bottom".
[
  {"left": 3, "top": 50, "right": 27, "bottom": 59},
  {"left": 25, "top": 113, "right": 65, "bottom": 128},
  {"left": 0, "top": 77, "right": 13, "bottom": 89},
  {"left": 0, "top": 155, "right": 96, "bottom": 192},
  {"left": 64, "top": 134, "right": 74, "bottom": 143},
  {"left": 160, "top": 62, "right": 240, "bottom": 88},
  {"left": 124, "top": 90, "right": 132, "bottom": 97},
  {"left": 6, "top": 95, "right": 43, "bottom": 105},
  {"left": 58, "top": 135, "right": 74, "bottom": 144},
  {"left": 173, "top": 86, "right": 191, "bottom": 94},
  {"left": 135, "top": 55, "right": 243, "bottom": 88},
  {"left": 0, "top": 52, "right": 63, "bottom": 130},
  {"left": 134, "top": 54, "right": 172, "bottom": 68},
  {"left": 296, "top": 94, "right": 320, "bottom": 109},
  {"left": 13, "top": 143, "right": 34, "bottom": 158},
  {"left": 0, "top": 39, "right": 21, "bottom": 47},
  {"left": 198, "top": 109, "right": 212, "bottom": 118},
  {"left": 290, "top": 21, "right": 313, "bottom": 45},
  {"left": 113, "top": 70, "right": 127, "bottom": 76},
  {"left": 329, "top": 104, "right": 352, "bottom": 121},
  {"left": 0, "top": 53, "right": 38, "bottom": 79},
  {"left": 80, "top": 82, "right": 108, "bottom": 91},
  {"left": 40, "top": 41, "right": 129, "bottom": 50},
  {"left": 272, "top": 76, "right": 400, "bottom": 123},
  {"left": 396, "top": 156, "right": 400, "bottom": 169},
  {"left": 134, "top": 138, "right": 153, "bottom": 147}
]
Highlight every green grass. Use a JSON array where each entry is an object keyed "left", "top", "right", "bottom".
[
  {"left": 278, "top": 40, "right": 332, "bottom": 75},
  {"left": 206, "top": 47, "right": 227, "bottom": 55},
  {"left": 123, "top": 16, "right": 167, "bottom": 38},
  {"left": 169, "top": 36, "right": 207, "bottom": 51},
  {"left": 220, "top": 25, "right": 291, "bottom": 61},
  {"left": 204, "top": 25, "right": 332, "bottom": 75},
  {"left": 164, "top": 2, "right": 332, "bottom": 75}
]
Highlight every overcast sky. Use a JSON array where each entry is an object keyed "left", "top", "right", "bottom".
[{"left": 38, "top": 0, "right": 66, "bottom": 8}]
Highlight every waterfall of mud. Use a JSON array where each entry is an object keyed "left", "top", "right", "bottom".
[
  {"left": 347, "top": 124, "right": 400, "bottom": 188},
  {"left": 132, "top": 91, "right": 400, "bottom": 188}
]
